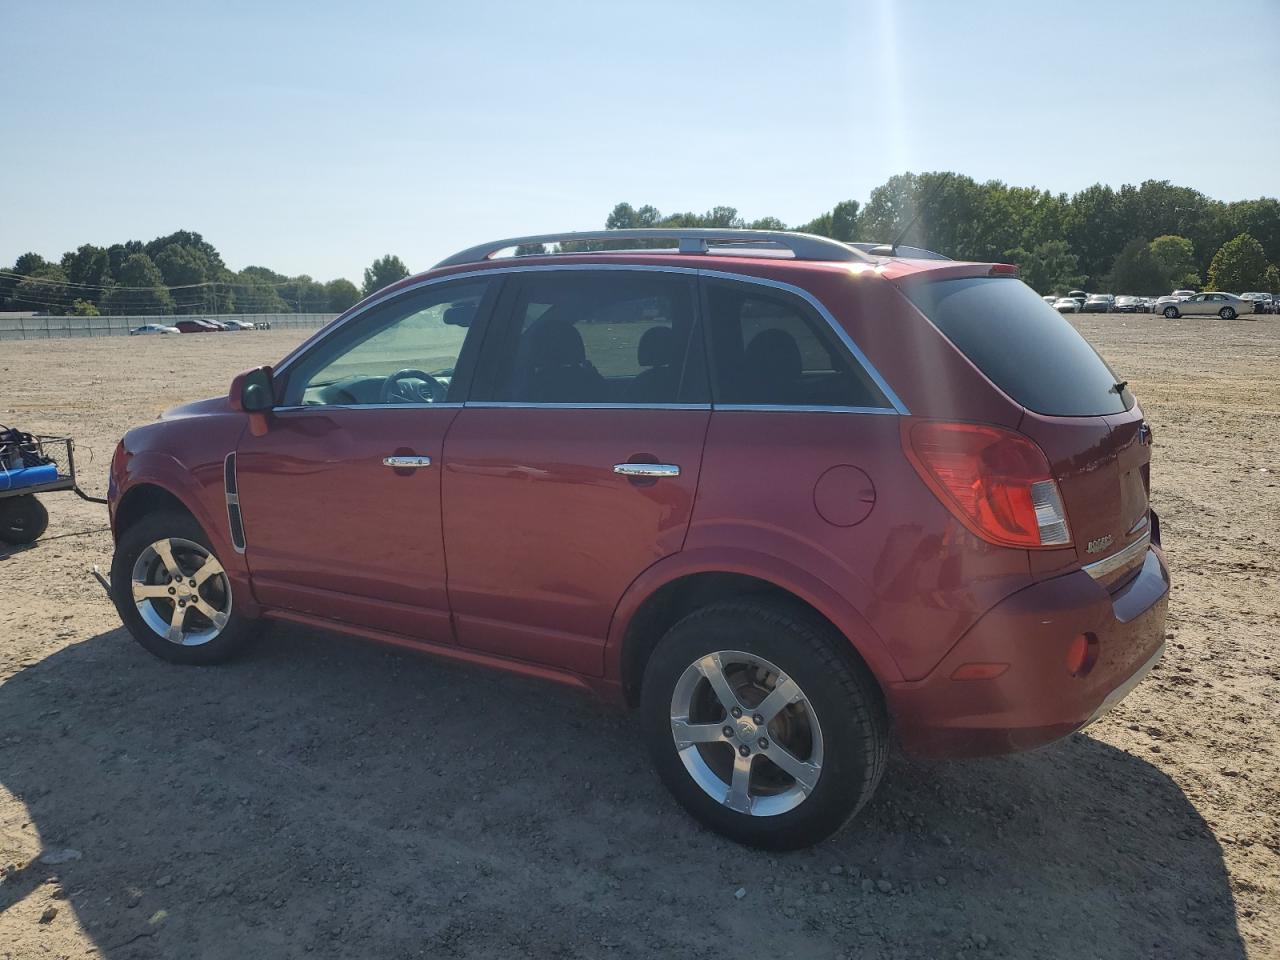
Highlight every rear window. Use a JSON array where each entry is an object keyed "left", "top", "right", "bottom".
[{"left": 903, "top": 276, "right": 1133, "bottom": 416}]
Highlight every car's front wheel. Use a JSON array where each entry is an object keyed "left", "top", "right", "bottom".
[
  {"left": 110, "top": 510, "right": 257, "bottom": 665},
  {"left": 641, "top": 599, "right": 887, "bottom": 849},
  {"left": 1219, "top": 307, "right": 1236, "bottom": 320},
  {"left": 1164, "top": 306, "right": 1179, "bottom": 318}
]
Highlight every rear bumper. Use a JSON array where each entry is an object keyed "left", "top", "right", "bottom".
[{"left": 887, "top": 544, "right": 1169, "bottom": 757}]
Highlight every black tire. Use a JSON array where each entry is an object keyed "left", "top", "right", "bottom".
[
  {"left": 1219, "top": 307, "right": 1235, "bottom": 320},
  {"left": 1164, "top": 306, "right": 1179, "bottom": 319},
  {"left": 0, "top": 495, "right": 49, "bottom": 544},
  {"left": 109, "top": 509, "right": 257, "bottom": 665},
  {"left": 640, "top": 598, "right": 887, "bottom": 849}
]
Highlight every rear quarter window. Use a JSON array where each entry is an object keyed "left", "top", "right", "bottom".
[{"left": 902, "top": 276, "right": 1134, "bottom": 417}]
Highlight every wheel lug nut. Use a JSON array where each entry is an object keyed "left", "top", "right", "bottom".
[
  {"left": 722, "top": 726, "right": 734, "bottom": 738},
  {"left": 730, "top": 707, "right": 742, "bottom": 719},
  {"left": 753, "top": 714, "right": 763, "bottom": 724},
  {"left": 189, "top": 580, "right": 196, "bottom": 588},
  {"left": 738, "top": 744, "right": 750, "bottom": 757},
  {"left": 758, "top": 738, "right": 769, "bottom": 749},
  {"left": 167, "top": 587, "right": 176, "bottom": 595}
]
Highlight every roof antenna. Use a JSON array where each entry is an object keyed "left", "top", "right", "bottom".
[{"left": 869, "top": 173, "right": 951, "bottom": 256}]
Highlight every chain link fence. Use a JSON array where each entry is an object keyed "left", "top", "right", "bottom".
[{"left": 0, "top": 313, "right": 337, "bottom": 341}]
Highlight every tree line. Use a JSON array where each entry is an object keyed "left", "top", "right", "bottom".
[
  {"left": 0, "top": 230, "right": 411, "bottom": 317},
  {"left": 4, "top": 172, "right": 1277, "bottom": 316},
  {"left": 602, "top": 172, "right": 1280, "bottom": 294}
]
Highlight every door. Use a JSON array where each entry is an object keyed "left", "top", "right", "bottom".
[
  {"left": 442, "top": 268, "right": 710, "bottom": 675},
  {"left": 1184, "top": 294, "right": 1209, "bottom": 315},
  {"left": 235, "top": 277, "right": 496, "bottom": 642}
]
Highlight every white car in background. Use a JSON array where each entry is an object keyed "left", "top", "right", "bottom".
[
  {"left": 1159, "top": 292, "right": 1249, "bottom": 320},
  {"left": 219, "top": 319, "right": 256, "bottom": 331},
  {"left": 129, "top": 323, "right": 180, "bottom": 336},
  {"left": 1053, "top": 297, "right": 1081, "bottom": 313}
]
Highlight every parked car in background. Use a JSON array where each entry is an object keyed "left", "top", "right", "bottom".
[
  {"left": 1171, "top": 289, "right": 1197, "bottom": 300},
  {"left": 1238, "top": 292, "right": 1273, "bottom": 314},
  {"left": 129, "top": 323, "right": 180, "bottom": 336},
  {"left": 1054, "top": 296, "right": 1081, "bottom": 313},
  {"left": 1160, "top": 291, "right": 1248, "bottom": 319},
  {"left": 174, "top": 319, "right": 223, "bottom": 334},
  {"left": 1041, "top": 295, "right": 1057, "bottom": 305},
  {"left": 104, "top": 227, "right": 1168, "bottom": 849},
  {"left": 1067, "top": 289, "right": 1088, "bottom": 309},
  {"left": 1082, "top": 294, "right": 1114, "bottom": 313},
  {"left": 254, "top": 320, "right": 273, "bottom": 330},
  {"left": 1113, "top": 296, "right": 1143, "bottom": 313},
  {"left": 220, "top": 319, "right": 256, "bottom": 331}
]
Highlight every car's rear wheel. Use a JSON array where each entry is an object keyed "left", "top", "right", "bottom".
[
  {"left": 0, "top": 494, "right": 49, "bottom": 545},
  {"left": 640, "top": 599, "right": 887, "bottom": 849},
  {"left": 110, "top": 510, "right": 257, "bottom": 664},
  {"left": 1219, "top": 307, "right": 1236, "bottom": 320},
  {"left": 1163, "top": 306, "right": 1179, "bottom": 318}
]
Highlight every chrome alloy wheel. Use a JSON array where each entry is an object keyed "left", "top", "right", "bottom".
[
  {"left": 130, "top": 537, "right": 232, "bottom": 646},
  {"left": 669, "top": 650, "right": 823, "bottom": 817}
]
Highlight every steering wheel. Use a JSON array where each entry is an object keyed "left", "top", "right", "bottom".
[{"left": 379, "top": 369, "right": 447, "bottom": 404}]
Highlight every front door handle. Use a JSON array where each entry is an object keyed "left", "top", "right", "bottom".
[
  {"left": 613, "top": 463, "right": 680, "bottom": 478},
  {"left": 383, "top": 456, "right": 432, "bottom": 469}
]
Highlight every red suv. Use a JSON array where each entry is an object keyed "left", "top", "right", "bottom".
[{"left": 107, "top": 229, "right": 1169, "bottom": 848}]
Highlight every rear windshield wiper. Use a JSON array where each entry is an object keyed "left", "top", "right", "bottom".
[{"left": 1112, "top": 380, "right": 1128, "bottom": 394}]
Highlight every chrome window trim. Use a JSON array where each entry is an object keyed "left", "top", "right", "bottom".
[
  {"left": 273, "top": 262, "right": 908, "bottom": 417},
  {"left": 271, "top": 402, "right": 465, "bottom": 414},
  {"left": 464, "top": 401, "right": 710, "bottom": 411},
  {"left": 1082, "top": 531, "right": 1152, "bottom": 581},
  {"left": 712, "top": 404, "right": 899, "bottom": 416}
]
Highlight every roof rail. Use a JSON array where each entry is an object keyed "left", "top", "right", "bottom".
[{"left": 433, "top": 229, "right": 874, "bottom": 269}]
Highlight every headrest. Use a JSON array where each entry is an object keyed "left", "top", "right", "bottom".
[
  {"left": 744, "top": 328, "right": 802, "bottom": 381},
  {"left": 443, "top": 302, "right": 476, "bottom": 327},
  {"left": 527, "top": 321, "right": 586, "bottom": 368},
  {"left": 637, "top": 325, "right": 676, "bottom": 367}
]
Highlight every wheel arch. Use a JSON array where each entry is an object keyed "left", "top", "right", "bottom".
[
  {"left": 113, "top": 482, "right": 196, "bottom": 538},
  {"left": 608, "top": 553, "right": 903, "bottom": 708}
]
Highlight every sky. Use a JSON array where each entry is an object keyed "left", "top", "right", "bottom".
[{"left": 3, "top": 0, "right": 1278, "bottom": 283}]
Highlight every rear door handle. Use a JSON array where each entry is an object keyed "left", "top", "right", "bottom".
[
  {"left": 613, "top": 463, "right": 680, "bottom": 478},
  {"left": 383, "top": 456, "right": 432, "bottom": 469}
]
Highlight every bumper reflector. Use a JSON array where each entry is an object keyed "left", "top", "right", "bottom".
[{"left": 1066, "top": 633, "right": 1099, "bottom": 677}]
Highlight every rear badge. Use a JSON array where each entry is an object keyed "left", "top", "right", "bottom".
[{"left": 1086, "top": 535, "right": 1114, "bottom": 554}]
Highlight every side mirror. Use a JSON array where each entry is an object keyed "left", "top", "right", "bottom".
[{"left": 230, "top": 366, "right": 275, "bottom": 413}]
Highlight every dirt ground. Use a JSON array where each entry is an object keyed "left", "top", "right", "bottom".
[{"left": 1, "top": 315, "right": 1276, "bottom": 960}]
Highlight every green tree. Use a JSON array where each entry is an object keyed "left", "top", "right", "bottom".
[
  {"left": 1104, "top": 239, "right": 1167, "bottom": 295},
  {"left": 1207, "top": 233, "right": 1269, "bottom": 291},
  {"left": 13, "top": 265, "right": 71, "bottom": 313},
  {"left": 279, "top": 275, "right": 328, "bottom": 312},
  {"left": 1149, "top": 235, "right": 1200, "bottom": 290},
  {"left": 1004, "top": 240, "right": 1083, "bottom": 295},
  {"left": 1264, "top": 264, "right": 1280, "bottom": 293},
  {"left": 70, "top": 298, "right": 100, "bottom": 316},
  {"left": 60, "top": 244, "right": 111, "bottom": 304},
  {"left": 106, "top": 241, "right": 144, "bottom": 278},
  {"left": 324, "top": 278, "right": 360, "bottom": 312},
  {"left": 101, "top": 253, "right": 173, "bottom": 314},
  {"left": 233, "top": 267, "right": 289, "bottom": 313},
  {"left": 362, "top": 255, "right": 410, "bottom": 296}
]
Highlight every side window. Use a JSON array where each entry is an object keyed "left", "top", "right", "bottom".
[
  {"left": 703, "top": 280, "right": 889, "bottom": 409},
  {"left": 479, "top": 271, "right": 706, "bottom": 404},
  {"left": 284, "top": 280, "right": 490, "bottom": 406}
]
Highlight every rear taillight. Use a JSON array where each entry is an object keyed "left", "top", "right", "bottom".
[{"left": 904, "top": 420, "right": 1072, "bottom": 549}]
